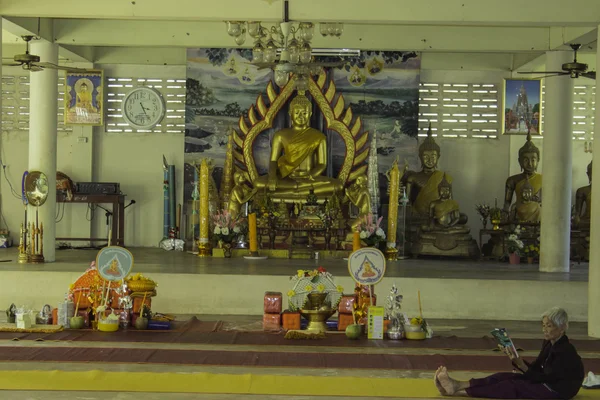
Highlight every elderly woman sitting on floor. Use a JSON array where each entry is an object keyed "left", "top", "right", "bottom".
[{"left": 435, "top": 307, "right": 584, "bottom": 399}]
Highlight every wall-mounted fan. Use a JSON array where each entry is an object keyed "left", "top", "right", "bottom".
[
  {"left": 519, "top": 44, "right": 596, "bottom": 80},
  {"left": 2, "top": 35, "right": 87, "bottom": 72}
]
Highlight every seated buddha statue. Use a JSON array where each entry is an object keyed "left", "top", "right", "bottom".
[
  {"left": 228, "top": 170, "right": 257, "bottom": 219},
  {"left": 403, "top": 124, "right": 467, "bottom": 223},
  {"left": 422, "top": 174, "right": 469, "bottom": 233},
  {"left": 253, "top": 91, "right": 342, "bottom": 201},
  {"left": 344, "top": 174, "right": 371, "bottom": 230},
  {"left": 403, "top": 126, "right": 478, "bottom": 258},
  {"left": 573, "top": 161, "right": 592, "bottom": 231},
  {"left": 514, "top": 177, "right": 541, "bottom": 223},
  {"left": 504, "top": 132, "right": 542, "bottom": 213}
]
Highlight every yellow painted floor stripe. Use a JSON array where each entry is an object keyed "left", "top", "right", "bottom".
[
  {"left": 0, "top": 370, "right": 599, "bottom": 398},
  {"left": 0, "top": 370, "right": 434, "bottom": 397}
]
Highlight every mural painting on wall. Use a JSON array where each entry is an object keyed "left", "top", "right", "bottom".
[{"left": 184, "top": 48, "right": 420, "bottom": 201}]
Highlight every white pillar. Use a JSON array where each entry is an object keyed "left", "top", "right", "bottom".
[
  {"left": 589, "top": 26, "right": 600, "bottom": 338},
  {"left": 539, "top": 51, "right": 573, "bottom": 273},
  {"left": 28, "top": 40, "right": 58, "bottom": 262}
]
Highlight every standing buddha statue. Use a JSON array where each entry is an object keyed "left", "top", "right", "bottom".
[
  {"left": 253, "top": 90, "right": 342, "bottom": 201},
  {"left": 504, "top": 132, "right": 542, "bottom": 213}
]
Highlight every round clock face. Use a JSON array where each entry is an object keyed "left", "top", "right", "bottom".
[{"left": 122, "top": 87, "right": 165, "bottom": 130}]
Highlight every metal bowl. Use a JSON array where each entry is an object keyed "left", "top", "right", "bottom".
[{"left": 387, "top": 330, "right": 404, "bottom": 340}]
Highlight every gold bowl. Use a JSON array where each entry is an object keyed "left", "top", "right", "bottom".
[{"left": 127, "top": 280, "right": 156, "bottom": 292}]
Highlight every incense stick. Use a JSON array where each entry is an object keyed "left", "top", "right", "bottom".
[
  {"left": 74, "top": 292, "right": 82, "bottom": 316},
  {"left": 418, "top": 290, "right": 423, "bottom": 320}
]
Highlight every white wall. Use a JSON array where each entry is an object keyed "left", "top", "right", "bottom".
[{"left": 90, "top": 64, "right": 185, "bottom": 248}]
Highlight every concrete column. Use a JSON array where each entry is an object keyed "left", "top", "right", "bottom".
[
  {"left": 28, "top": 39, "right": 58, "bottom": 262},
  {"left": 539, "top": 51, "right": 573, "bottom": 273},
  {"left": 588, "top": 26, "right": 600, "bottom": 338}
]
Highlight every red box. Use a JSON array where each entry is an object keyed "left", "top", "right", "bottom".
[
  {"left": 282, "top": 311, "right": 301, "bottom": 331},
  {"left": 262, "top": 313, "right": 281, "bottom": 331},
  {"left": 52, "top": 308, "right": 58, "bottom": 325},
  {"left": 338, "top": 295, "right": 357, "bottom": 314},
  {"left": 264, "top": 292, "right": 282, "bottom": 314},
  {"left": 133, "top": 297, "right": 152, "bottom": 313},
  {"left": 337, "top": 313, "right": 356, "bottom": 331}
]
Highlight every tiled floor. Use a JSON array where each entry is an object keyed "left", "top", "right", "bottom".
[{"left": 0, "top": 247, "right": 589, "bottom": 282}]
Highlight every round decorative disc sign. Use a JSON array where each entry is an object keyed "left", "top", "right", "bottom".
[
  {"left": 96, "top": 246, "right": 134, "bottom": 281},
  {"left": 348, "top": 247, "right": 387, "bottom": 285}
]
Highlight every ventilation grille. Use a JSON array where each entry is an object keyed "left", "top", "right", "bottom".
[
  {"left": 418, "top": 83, "right": 499, "bottom": 139},
  {"left": 1, "top": 75, "right": 71, "bottom": 132},
  {"left": 540, "top": 84, "right": 595, "bottom": 140},
  {"left": 104, "top": 78, "right": 186, "bottom": 133}
]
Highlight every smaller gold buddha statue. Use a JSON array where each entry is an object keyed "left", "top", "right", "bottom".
[
  {"left": 344, "top": 174, "right": 371, "bottom": 230},
  {"left": 422, "top": 174, "right": 469, "bottom": 233},
  {"left": 573, "top": 161, "right": 592, "bottom": 231},
  {"left": 228, "top": 170, "right": 257, "bottom": 219},
  {"left": 514, "top": 178, "right": 541, "bottom": 223},
  {"left": 253, "top": 91, "right": 342, "bottom": 201},
  {"left": 504, "top": 132, "right": 542, "bottom": 212}
]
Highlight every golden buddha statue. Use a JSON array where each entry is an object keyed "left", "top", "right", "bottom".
[
  {"left": 504, "top": 132, "right": 542, "bottom": 212},
  {"left": 344, "top": 174, "right": 371, "bottom": 230},
  {"left": 404, "top": 126, "right": 478, "bottom": 258},
  {"left": 423, "top": 174, "right": 469, "bottom": 233},
  {"left": 404, "top": 125, "right": 467, "bottom": 222},
  {"left": 253, "top": 91, "right": 342, "bottom": 201},
  {"left": 573, "top": 161, "right": 592, "bottom": 230},
  {"left": 228, "top": 170, "right": 257, "bottom": 219},
  {"left": 514, "top": 177, "right": 541, "bottom": 223}
]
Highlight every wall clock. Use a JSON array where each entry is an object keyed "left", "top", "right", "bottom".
[{"left": 121, "top": 87, "right": 166, "bottom": 130}]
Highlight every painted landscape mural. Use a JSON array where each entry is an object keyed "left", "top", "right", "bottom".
[{"left": 185, "top": 48, "right": 421, "bottom": 201}]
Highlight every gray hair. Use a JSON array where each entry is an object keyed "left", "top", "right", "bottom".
[{"left": 542, "top": 307, "right": 569, "bottom": 330}]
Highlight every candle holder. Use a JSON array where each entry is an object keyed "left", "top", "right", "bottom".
[{"left": 23, "top": 171, "right": 49, "bottom": 264}]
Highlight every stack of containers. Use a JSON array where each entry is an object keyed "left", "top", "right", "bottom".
[{"left": 263, "top": 291, "right": 282, "bottom": 331}]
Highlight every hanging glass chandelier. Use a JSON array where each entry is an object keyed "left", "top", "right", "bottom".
[{"left": 226, "top": 20, "right": 344, "bottom": 65}]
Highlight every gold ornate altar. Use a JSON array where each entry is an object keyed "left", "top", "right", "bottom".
[
  {"left": 214, "top": 72, "right": 371, "bottom": 257},
  {"left": 402, "top": 126, "right": 479, "bottom": 259}
]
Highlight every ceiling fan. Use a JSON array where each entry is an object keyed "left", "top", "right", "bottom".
[
  {"left": 518, "top": 44, "right": 596, "bottom": 80},
  {"left": 2, "top": 35, "right": 87, "bottom": 72}
]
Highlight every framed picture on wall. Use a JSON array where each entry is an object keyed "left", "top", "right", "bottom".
[
  {"left": 502, "top": 78, "right": 542, "bottom": 135},
  {"left": 64, "top": 70, "right": 104, "bottom": 126},
  {"left": 502, "top": 79, "right": 542, "bottom": 135}
]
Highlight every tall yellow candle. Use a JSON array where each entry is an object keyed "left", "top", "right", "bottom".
[
  {"left": 352, "top": 231, "right": 361, "bottom": 251},
  {"left": 248, "top": 212, "right": 258, "bottom": 255},
  {"left": 385, "top": 159, "right": 400, "bottom": 260},
  {"left": 197, "top": 159, "right": 211, "bottom": 257}
]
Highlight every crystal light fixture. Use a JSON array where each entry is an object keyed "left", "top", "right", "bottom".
[{"left": 225, "top": 1, "right": 344, "bottom": 66}]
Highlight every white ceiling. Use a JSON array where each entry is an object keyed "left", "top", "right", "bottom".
[{"left": 0, "top": 0, "right": 599, "bottom": 69}]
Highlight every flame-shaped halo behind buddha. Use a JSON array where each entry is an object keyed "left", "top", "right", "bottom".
[{"left": 232, "top": 70, "right": 369, "bottom": 188}]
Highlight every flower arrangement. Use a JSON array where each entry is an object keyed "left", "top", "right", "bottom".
[
  {"left": 212, "top": 210, "right": 246, "bottom": 244},
  {"left": 523, "top": 241, "right": 540, "bottom": 258},
  {"left": 357, "top": 213, "right": 386, "bottom": 247},
  {"left": 475, "top": 203, "right": 491, "bottom": 227},
  {"left": 287, "top": 267, "right": 343, "bottom": 311},
  {"left": 506, "top": 225, "right": 524, "bottom": 255}
]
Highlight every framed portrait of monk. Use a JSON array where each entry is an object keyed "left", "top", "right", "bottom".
[
  {"left": 502, "top": 78, "right": 542, "bottom": 135},
  {"left": 64, "top": 70, "right": 104, "bottom": 126}
]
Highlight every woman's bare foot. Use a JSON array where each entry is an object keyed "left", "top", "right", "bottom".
[
  {"left": 437, "top": 366, "right": 458, "bottom": 396},
  {"left": 434, "top": 367, "right": 448, "bottom": 396}
]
